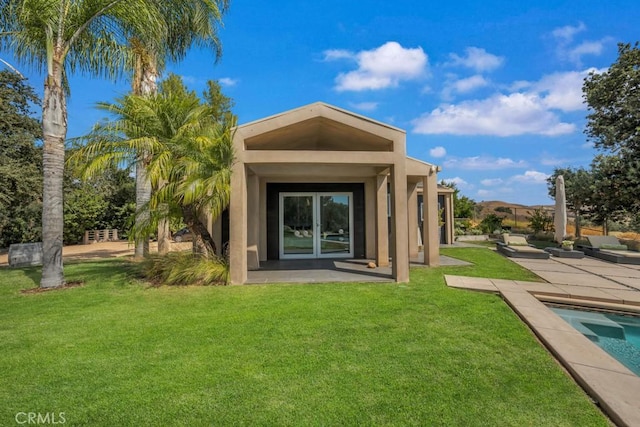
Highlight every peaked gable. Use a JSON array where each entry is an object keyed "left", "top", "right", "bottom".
[{"left": 237, "top": 102, "right": 403, "bottom": 152}]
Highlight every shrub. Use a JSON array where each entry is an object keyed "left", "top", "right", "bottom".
[
  {"left": 138, "top": 252, "right": 229, "bottom": 286},
  {"left": 510, "top": 227, "right": 533, "bottom": 235},
  {"left": 480, "top": 214, "right": 503, "bottom": 234},
  {"left": 533, "top": 232, "right": 555, "bottom": 242},
  {"left": 528, "top": 208, "right": 554, "bottom": 233},
  {"left": 621, "top": 238, "right": 640, "bottom": 251}
]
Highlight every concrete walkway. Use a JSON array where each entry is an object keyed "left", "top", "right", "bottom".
[{"left": 445, "top": 254, "right": 640, "bottom": 427}]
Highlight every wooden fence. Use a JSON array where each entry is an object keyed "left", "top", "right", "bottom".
[{"left": 83, "top": 229, "right": 119, "bottom": 245}]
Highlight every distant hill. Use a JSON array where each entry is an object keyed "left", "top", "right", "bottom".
[{"left": 474, "top": 200, "right": 559, "bottom": 225}]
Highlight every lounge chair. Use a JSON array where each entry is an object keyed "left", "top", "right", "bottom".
[
  {"left": 577, "top": 236, "right": 640, "bottom": 265},
  {"left": 496, "top": 234, "right": 550, "bottom": 259}
]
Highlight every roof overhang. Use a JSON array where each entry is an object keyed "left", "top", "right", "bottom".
[{"left": 236, "top": 102, "right": 404, "bottom": 152}]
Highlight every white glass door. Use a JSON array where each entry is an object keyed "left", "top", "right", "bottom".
[{"left": 279, "top": 192, "right": 353, "bottom": 259}]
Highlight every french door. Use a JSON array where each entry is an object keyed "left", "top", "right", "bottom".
[{"left": 279, "top": 192, "right": 353, "bottom": 259}]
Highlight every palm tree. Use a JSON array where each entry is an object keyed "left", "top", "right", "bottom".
[
  {"left": 0, "top": 0, "right": 166, "bottom": 287},
  {"left": 69, "top": 74, "right": 234, "bottom": 255},
  {"left": 128, "top": 0, "right": 229, "bottom": 257}
]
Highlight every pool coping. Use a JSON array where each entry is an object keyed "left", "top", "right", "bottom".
[{"left": 445, "top": 275, "right": 640, "bottom": 427}]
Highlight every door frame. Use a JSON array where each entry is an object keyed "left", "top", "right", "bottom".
[{"left": 279, "top": 192, "right": 354, "bottom": 259}]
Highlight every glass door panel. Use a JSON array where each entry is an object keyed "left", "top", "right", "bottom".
[
  {"left": 280, "top": 192, "right": 353, "bottom": 259},
  {"left": 319, "top": 194, "right": 352, "bottom": 257},
  {"left": 281, "top": 194, "right": 315, "bottom": 257}
]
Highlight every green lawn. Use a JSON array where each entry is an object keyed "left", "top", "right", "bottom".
[{"left": 0, "top": 249, "right": 608, "bottom": 426}]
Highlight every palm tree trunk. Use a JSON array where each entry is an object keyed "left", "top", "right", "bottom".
[
  {"left": 40, "top": 66, "right": 66, "bottom": 288},
  {"left": 133, "top": 52, "right": 173, "bottom": 257},
  {"left": 182, "top": 205, "right": 217, "bottom": 256},
  {"left": 157, "top": 179, "right": 171, "bottom": 255},
  {"left": 134, "top": 158, "right": 150, "bottom": 258},
  {"left": 157, "top": 216, "right": 171, "bottom": 254}
]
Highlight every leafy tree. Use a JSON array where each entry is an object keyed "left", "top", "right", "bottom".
[
  {"left": 1, "top": 0, "right": 166, "bottom": 287},
  {"left": 480, "top": 213, "right": 503, "bottom": 234},
  {"left": 528, "top": 208, "right": 554, "bottom": 233},
  {"left": 203, "top": 80, "right": 236, "bottom": 126},
  {"left": 547, "top": 167, "right": 593, "bottom": 238},
  {"left": 62, "top": 160, "right": 135, "bottom": 244},
  {"left": 585, "top": 155, "right": 635, "bottom": 234},
  {"left": 0, "top": 70, "right": 42, "bottom": 247},
  {"left": 97, "top": 168, "right": 136, "bottom": 233},
  {"left": 128, "top": 0, "right": 229, "bottom": 257},
  {"left": 440, "top": 180, "right": 477, "bottom": 218},
  {"left": 494, "top": 206, "right": 512, "bottom": 215},
  {"left": 584, "top": 42, "right": 640, "bottom": 216},
  {"left": 63, "top": 176, "right": 109, "bottom": 245},
  {"left": 70, "top": 74, "right": 234, "bottom": 256},
  {"left": 455, "top": 194, "right": 477, "bottom": 219}
]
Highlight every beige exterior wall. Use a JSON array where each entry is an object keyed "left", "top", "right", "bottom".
[{"left": 226, "top": 102, "right": 444, "bottom": 284}]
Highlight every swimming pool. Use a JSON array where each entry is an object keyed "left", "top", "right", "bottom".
[{"left": 550, "top": 306, "right": 640, "bottom": 376}]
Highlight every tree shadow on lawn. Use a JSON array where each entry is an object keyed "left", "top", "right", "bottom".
[
  {"left": 10, "top": 259, "right": 135, "bottom": 293},
  {"left": 13, "top": 265, "right": 42, "bottom": 288}
]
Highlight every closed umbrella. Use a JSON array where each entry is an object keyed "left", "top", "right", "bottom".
[{"left": 554, "top": 175, "right": 567, "bottom": 245}]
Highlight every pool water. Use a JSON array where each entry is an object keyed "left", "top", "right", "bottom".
[{"left": 550, "top": 306, "right": 640, "bottom": 376}]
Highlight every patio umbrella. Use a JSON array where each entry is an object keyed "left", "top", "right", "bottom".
[{"left": 554, "top": 175, "right": 567, "bottom": 244}]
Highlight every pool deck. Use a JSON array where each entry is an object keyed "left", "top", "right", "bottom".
[{"left": 446, "top": 254, "right": 640, "bottom": 427}]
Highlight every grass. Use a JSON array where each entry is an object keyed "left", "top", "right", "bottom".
[{"left": 0, "top": 250, "right": 608, "bottom": 426}]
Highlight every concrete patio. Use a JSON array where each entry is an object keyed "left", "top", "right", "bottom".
[
  {"left": 446, "top": 254, "right": 640, "bottom": 427},
  {"left": 247, "top": 253, "right": 471, "bottom": 284}
]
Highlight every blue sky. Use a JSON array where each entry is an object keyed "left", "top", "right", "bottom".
[{"left": 2, "top": 0, "right": 639, "bottom": 205}]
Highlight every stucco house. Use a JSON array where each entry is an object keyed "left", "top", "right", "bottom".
[{"left": 209, "top": 102, "right": 453, "bottom": 284}]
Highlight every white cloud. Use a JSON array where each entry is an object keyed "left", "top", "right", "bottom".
[
  {"left": 477, "top": 187, "right": 514, "bottom": 198},
  {"left": 581, "top": 141, "right": 594, "bottom": 149},
  {"left": 481, "top": 178, "right": 504, "bottom": 186},
  {"left": 327, "top": 42, "right": 428, "bottom": 91},
  {"left": 533, "top": 69, "right": 598, "bottom": 112},
  {"left": 509, "top": 80, "right": 531, "bottom": 91},
  {"left": 349, "top": 101, "right": 379, "bottom": 112},
  {"left": 551, "top": 22, "right": 586, "bottom": 43},
  {"left": 413, "top": 68, "right": 604, "bottom": 137},
  {"left": 180, "top": 75, "right": 201, "bottom": 85},
  {"left": 443, "top": 156, "right": 527, "bottom": 170},
  {"left": 323, "top": 49, "right": 354, "bottom": 61},
  {"left": 476, "top": 171, "right": 552, "bottom": 200},
  {"left": 550, "top": 23, "right": 610, "bottom": 66},
  {"left": 429, "top": 146, "right": 447, "bottom": 158},
  {"left": 567, "top": 40, "right": 607, "bottom": 64},
  {"left": 452, "top": 75, "right": 489, "bottom": 93},
  {"left": 442, "top": 177, "right": 471, "bottom": 189},
  {"left": 511, "top": 170, "right": 550, "bottom": 184},
  {"left": 442, "top": 74, "right": 489, "bottom": 99},
  {"left": 539, "top": 154, "right": 569, "bottom": 166},
  {"left": 413, "top": 92, "right": 576, "bottom": 136},
  {"left": 219, "top": 77, "right": 238, "bottom": 87},
  {"left": 447, "top": 47, "right": 504, "bottom": 72}
]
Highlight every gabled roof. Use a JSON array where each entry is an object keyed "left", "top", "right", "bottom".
[
  {"left": 239, "top": 102, "right": 405, "bottom": 133},
  {"left": 406, "top": 156, "right": 437, "bottom": 176},
  {"left": 236, "top": 102, "right": 404, "bottom": 152}
]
